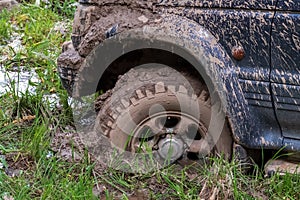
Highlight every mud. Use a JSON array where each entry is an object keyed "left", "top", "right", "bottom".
[
  {"left": 0, "top": 0, "right": 18, "bottom": 12},
  {"left": 2, "top": 152, "right": 34, "bottom": 177},
  {"left": 57, "top": 2, "right": 160, "bottom": 96},
  {"left": 74, "top": 6, "right": 158, "bottom": 57},
  {"left": 78, "top": 0, "right": 156, "bottom": 9},
  {"left": 50, "top": 126, "right": 85, "bottom": 162}
]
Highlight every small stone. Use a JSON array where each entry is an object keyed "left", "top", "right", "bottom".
[
  {"left": 154, "top": 18, "right": 162, "bottom": 23},
  {"left": 46, "top": 151, "right": 53, "bottom": 159},
  {"left": 5, "top": 168, "right": 21, "bottom": 177},
  {"left": 3, "top": 194, "right": 14, "bottom": 200},
  {"left": 138, "top": 15, "right": 149, "bottom": 23}
]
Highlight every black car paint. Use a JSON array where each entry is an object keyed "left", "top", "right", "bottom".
[
  {"left": 271, "top": 4, "right": 300, "bottom": 147},
  {"left": 168, "top": 0, "right": 300, "bottom": 151}
]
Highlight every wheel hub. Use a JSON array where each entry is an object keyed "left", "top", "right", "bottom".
[
  {"left": 131, "top": 112, "right": 207, "bottom": 164},
  {"left": 157, "top": 135, "right": 184, "bottom": 163}
]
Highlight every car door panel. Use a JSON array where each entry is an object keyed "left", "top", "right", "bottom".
[
  {"left": 271, "top": 1, "right": 300, "bottom": 140},
  {"left": 272, "top": 83, "right": 300, "bottom": 139},
  {"left": 271, "top": 13, "right": 300, "bottom": 85}
]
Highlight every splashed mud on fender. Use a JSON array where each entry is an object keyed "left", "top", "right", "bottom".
[{"left": 73, "top": 5, "right": 158, "bottom": 57}]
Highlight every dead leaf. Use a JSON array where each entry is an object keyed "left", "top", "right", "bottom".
[{"left": 12, "top": 115, "right": 35, "bottom": 124}]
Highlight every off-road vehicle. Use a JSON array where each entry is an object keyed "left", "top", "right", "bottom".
[{"left": 57, "top": 0, "right": 300, "bottom": 170}]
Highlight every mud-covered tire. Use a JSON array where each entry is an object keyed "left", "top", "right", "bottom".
[{"left": 94, "top": 65, "right": 232, "bottom": 162}]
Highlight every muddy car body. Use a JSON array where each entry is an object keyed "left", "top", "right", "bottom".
[{"left": 57, "top": 0, "right": 300, "bottom": 165}]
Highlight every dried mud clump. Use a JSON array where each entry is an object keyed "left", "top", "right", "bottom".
[
  {"left": 0, "top": 0, "right": 18, "bottom": 12},
  {"left": 57, "top": 0, "right": 161, "bottom": 96}
]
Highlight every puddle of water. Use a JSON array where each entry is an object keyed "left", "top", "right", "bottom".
[
  {"left": 0, "top": 19, "right": 73, "bottom": 108},
  {"left": 0, "top": 64, "right": 95, "bottom": 123},
  {"left": 0, "top": 66, "right": 38, "bottom": 95},
  {"left": 0, "top": 30, "right": 32, "bottom": 95},
  {"left": 0, "top": 65, "right": 60, "bottom": 108},
  {"left": 0, "top": 31, "right": 25, "bottom": 62}
]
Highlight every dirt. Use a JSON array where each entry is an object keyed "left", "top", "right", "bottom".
[
  {"left": 1, "top": 127, "right": 82, "bottom": 178},
  {"left": 94, "top": 89, "right": 112, "bottom": 112},
  {"left": 50, "top": 126, "right": 85, "bottom": 162},
  {"left": 46, "top": 121, "right": 211, "bottom": 198},
  {"left": 3, "top": 152, "right": 34, "bottom": 177},
  {"left": 0, "top": 0, "right": 18, "bottom": 12}
]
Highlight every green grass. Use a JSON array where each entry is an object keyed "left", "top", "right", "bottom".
[{"left": 1, "top": 1, "right": 300, "bottom": 200}]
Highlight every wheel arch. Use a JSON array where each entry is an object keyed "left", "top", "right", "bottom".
[{"left": 74, "top": 14, "right": 253, "bottom": 146}]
